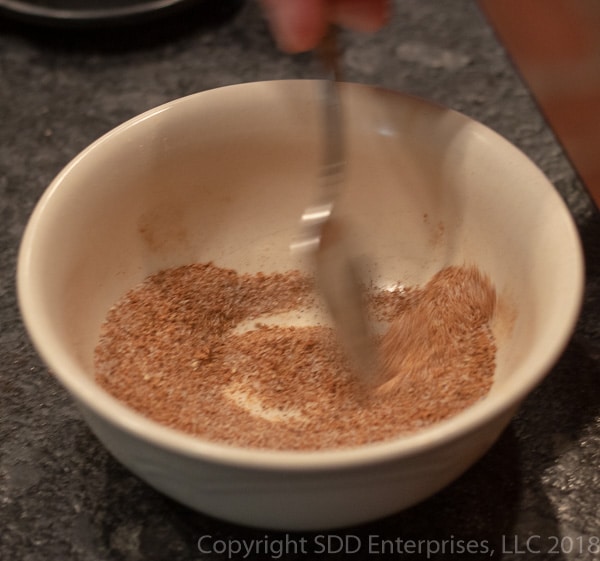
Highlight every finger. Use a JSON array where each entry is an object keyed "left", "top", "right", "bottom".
[
  {"left": 260, "top": 0, "right": 329, "bottom": 53},
  {"left": 331, "top": 0, "right": 390, "bottom": 32}
]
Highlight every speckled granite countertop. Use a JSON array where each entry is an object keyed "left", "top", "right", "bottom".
[{"left": 1, "top": 1, "right": 598, "bottom": 560}]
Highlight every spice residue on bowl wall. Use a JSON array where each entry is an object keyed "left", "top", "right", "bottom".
[{"left": 94, "top": 262, "right": 497, "bottom": 451}]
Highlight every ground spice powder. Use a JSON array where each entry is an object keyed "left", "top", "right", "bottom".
[{"left": 94, "top": 263, "right": 497, "bottom": 451}]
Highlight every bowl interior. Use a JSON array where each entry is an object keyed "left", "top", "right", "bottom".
[{"left": 18, "top": 80, "right": 584, "bottom": 460}]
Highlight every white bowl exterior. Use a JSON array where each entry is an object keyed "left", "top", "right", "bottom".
[
  {"left": 18, "top": 81, "right": 584, "bottom": 529},
  {"left": 81, "top": 401, "right": 517, "bottom": 530}
]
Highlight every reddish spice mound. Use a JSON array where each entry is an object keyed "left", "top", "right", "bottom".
[{"left": 94, "top": 263, "right": 496, "bottom": 451}]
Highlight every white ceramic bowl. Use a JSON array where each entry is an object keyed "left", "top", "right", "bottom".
[{"left": 18, "top": 80, "right": 584, "bottom": 530}]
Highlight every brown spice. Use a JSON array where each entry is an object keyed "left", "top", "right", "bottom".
[{"left": 94, "top": 263, "right": 496, "bottom": 451}]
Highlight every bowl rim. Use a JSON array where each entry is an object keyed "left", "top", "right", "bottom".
[{"left": 17, "top": 80, "right": 586, "bottom": 471}]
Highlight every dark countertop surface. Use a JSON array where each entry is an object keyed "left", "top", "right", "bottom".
[{"left": 1, "top": 1, "right": 599, "bottom": 559}]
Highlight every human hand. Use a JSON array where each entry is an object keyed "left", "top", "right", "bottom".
[{"left": 259, "top": 0, "right": 389, "bottom": 53}]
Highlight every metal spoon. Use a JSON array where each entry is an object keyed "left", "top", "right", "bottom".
[{"left": 293, "top": 27, "right": 377, "bottom": 380}]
